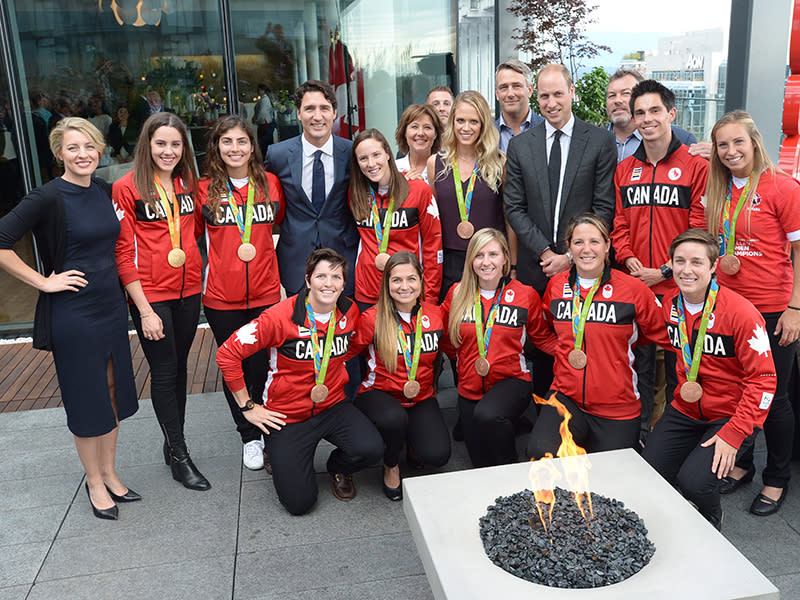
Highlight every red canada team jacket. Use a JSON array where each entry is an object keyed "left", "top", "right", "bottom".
[
  {"left": 544, "top": 267, "right": 669, "bottom": 420},
  {"left": 441, "top": 278, "right": 556, "bottom": 401},
  {"left": 197, "top": 174, "right": 285, "bottom": 310},
  {"left": 662, "top": 284, "right": 776, "bottom": 449},
  {"left": 113, "top": 171, "right": 202, "bottom": 302},
  {"left": 350, "top": 301, "right": 444, "bottom": 407},
  {"left": 612, "top": 136, "right": 708, "bottom": 297},
  {"left": 216, "top": 289, "right": 360, "bottom": 423},
  {"left": 351, "top": 179, "right": 443, "bottom": 304}
]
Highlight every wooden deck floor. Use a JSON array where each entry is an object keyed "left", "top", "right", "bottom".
[{"left": 0, "top": 326, "right": 224, "bottom": 413}]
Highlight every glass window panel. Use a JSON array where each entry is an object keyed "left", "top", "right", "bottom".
[
  {"left": 0, "top": 72, "right": 36, "bottom": 326},
  {"left": 10, "top": 0, "right": 228, "bottom": 183},
  {"left": 230, "top": 0, "right": 454, "bottom": 153}
]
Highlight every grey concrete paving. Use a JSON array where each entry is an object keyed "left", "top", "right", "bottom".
[{"left": 2, "top": 374, "right": 799, "bottom": 599}]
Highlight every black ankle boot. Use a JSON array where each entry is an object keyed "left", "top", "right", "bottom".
[{"left": 169, "top": 444, "right": 211, "bottom": 491}]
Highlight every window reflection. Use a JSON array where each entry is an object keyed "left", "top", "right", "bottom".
[
  {"left": 231, "top": 0, "right": 454, "bottom": 153},
  {"left": 12, "top": 0, "right": 227, "bottom": 183},
  {"left": 0, "top": 77, "right": 36, "bottom": 326}
]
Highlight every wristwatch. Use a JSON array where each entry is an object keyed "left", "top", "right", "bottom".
[
  {"left": 660, "top": 264, "right": 673, "bottom": 280},
  {"left": 239, "top": 400, "right": 256, "bottom": 412},
  {"left": 566, "top": 251, "right": 573, "bottom": 264}
]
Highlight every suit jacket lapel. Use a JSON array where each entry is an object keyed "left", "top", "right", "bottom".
[
  {"left": 560, "top": 119, "right": 588, "bottom": 215},
  {"left": 331, "top": 136, "right": 347, "bottom": 202},
  {"left": 532, "top": 127, "right": 552, "bottom": 232},
  {"left": 289, "top": 137, "right": 313, "bottom": 206}
]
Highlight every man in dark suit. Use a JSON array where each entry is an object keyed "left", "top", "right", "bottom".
[
  {"left": 504, "top": 63, "right": 616, "bottom": 295},
  {"left": 504, "top": 64, "right": 616, "bottom": 397},
  {"left": 265, "top": 80, "right": 358, "bottom": 298}
]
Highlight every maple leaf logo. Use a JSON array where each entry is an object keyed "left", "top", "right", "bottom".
[
  {"left": 113, "top": 200, "right": 125, "bottom": 221},
  {"left": 427, "top": 198, "right": 440, "bottom": 220},
  {"left": 235, "top": 322, "right": 258, "bottom": 345},
  {"left": 747, "top": 325, "right": 771, "bottom": 357}
]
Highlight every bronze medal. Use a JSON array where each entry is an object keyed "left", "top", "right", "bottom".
[
  {"left": 167, "top": 248, "right": 186, "bottom": 268},
  {"left": 719, "top": 254, "right": 741, "bottom": 276},
  {"left": 403, "top": 380, "right": 421, "bottom": 400},
  {"left": 456, "top": 220, "right": 475, "bottom": 239},
  {"left": 680, "top": 381, "right": 702, "bottom": 403},
  {"left": 311, "top": 383, "right": 329, "bottom": 404},
  {"left": 238, "top": 242, "right": 257, "bottom": 262},
  {"left": 375, "top": 252, "right": 390, "bottom": 271},
  {"left": 474, "top": 356, "right": 490, "bottom": 376},
  {"left": 568, "top": 349, "right": 587, "bottom": 370}
]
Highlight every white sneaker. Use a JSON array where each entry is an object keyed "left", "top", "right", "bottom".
[{"left": 242, "top": 439, "right": 265, "bottom": 470}]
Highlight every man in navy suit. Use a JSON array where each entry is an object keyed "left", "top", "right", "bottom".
[{"left": 265, "top": 80, "right": 358, "bottom": 297}]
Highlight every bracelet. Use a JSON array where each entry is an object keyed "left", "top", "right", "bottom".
[
  {"left": 787, "top": 306, "right": 800, "bottom": 311},
  {"left": 140, "top": 311, "right": 156, "bottom": 319}
]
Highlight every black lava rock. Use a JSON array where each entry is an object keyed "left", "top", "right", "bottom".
[{"left": 478, "top": 487, "right": 655, "bottom": 588}]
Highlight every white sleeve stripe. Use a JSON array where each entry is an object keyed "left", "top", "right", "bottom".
[{"left": 786, "top": 229, "right": 800, "bottom": 242}]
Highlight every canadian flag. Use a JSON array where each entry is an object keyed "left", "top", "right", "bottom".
[{"left": 329, "top": 34, "right": 364, "bottom": 138}]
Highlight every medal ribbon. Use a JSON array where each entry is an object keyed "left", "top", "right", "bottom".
[
  {"left": 369, "top": 189, "right": 395, "bottom": 254},
  {"left": 225, "top": 178, "right": 255, "bottom": 244},
  {"left": 397, "top": 309, "right": 424, "bottom": 382},
  {"left": 676, "top": 279, "right": 719, "bottom": 383},
  {"left": 571, "top": 278, "right": 602, "bottom": 351},
  {"left": 304, "top": 296, "right": 337, "bottom": 386},
  {"left": 721, "top": 175, "right": 752, "bottom": 256},
  {"left": 452, "top": 161, "right": 478, "bottom": 224},
  {"left": 153, "top": 176, "right": 182, "bottom": 251},
  {"left": 474, "top": 283, "right": 504, "bottom": 359}
]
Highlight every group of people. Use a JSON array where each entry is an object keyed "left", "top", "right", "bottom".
[{"left": 0, "top": 62, "right": 796, "bottom": 531}]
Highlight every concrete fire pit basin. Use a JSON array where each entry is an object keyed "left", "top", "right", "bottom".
[{"left": 403, "top": 449, "right": 778, "bottom": 599}]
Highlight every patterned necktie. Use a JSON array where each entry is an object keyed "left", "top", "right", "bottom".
[
  {"left": 312, "top": 149, "right": 325, "bottom": 212},
  {"left": 548, "top": 129, "right": 562, "bottom": 209}
]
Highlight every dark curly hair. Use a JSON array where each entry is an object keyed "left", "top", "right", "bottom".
[{"left": 202, "top": 114, "right": 270, "bottom": 222}]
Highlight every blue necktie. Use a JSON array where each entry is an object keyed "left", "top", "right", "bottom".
[{"left": 312, "top": 149, "right": 325, "bottom": 212}]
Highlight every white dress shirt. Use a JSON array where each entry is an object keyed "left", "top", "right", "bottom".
[
  {"left": 301, "top": 134, "right": 335, "bottom": 203},
  {"left": 545, "top": 114, "right": 575, "bottom": 243}
]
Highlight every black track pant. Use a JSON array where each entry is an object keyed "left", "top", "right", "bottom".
[
  {"left": 265, "top": 401, "right": 383, "bottom": 515},
  {"left": 527, "top": 391, "right": 640, "bottom": 459},
  {"left": 131, "top": 294, "right": 201, "bottom": 446},
  {"left": 204, "top": 305, "right": 270, "bottom": 444},
  {"left": 459, "top": 377, "right": 532, "bottom": 468},
  {"left": 355, "top": 390, "right": 451, "bottom": 468}
]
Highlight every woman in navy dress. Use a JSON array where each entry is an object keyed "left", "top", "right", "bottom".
[{"left": 0, "top": 118, "right": 139, "bottom": 520}]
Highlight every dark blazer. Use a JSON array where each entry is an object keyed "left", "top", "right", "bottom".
[
  {"left": 265, "top": 134, "right": 358, "bottom": 297},
  {"left": 0, "top": 177, "right": 112, "bottom": 349},
  {"left": 504, "top": 117, "right": 616, "bottom": 294}
]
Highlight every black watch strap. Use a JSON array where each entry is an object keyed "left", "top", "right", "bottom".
[
  {"left": 660, "top": 264, "right": 673, "bottom": 280},
  {"left": 240, "top": 400, "right": 256, "bottom": 412}
]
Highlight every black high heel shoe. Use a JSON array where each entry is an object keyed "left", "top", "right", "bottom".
[
  {"left": 170, "top": 444, "right": 211, "bottom": 491},
  {"left": 105, "top": 485, "right": 142, "bottom": 503},
  {"left": 85, "top": 482, "right": 118, "bottom": 520}
]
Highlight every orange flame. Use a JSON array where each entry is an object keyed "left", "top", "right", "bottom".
[
  {"left": 533, "top": 393, "right": 594, "bottom": 521},
  {"left": 528, "top": 453, "right": 560, "bottom": 532}
]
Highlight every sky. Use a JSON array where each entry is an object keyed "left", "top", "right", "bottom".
[{"left": 578, "top": 0, "right": 732, "bottom": 74}]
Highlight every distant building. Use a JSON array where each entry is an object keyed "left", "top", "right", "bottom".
[{"left": 642, "top": 29, "right": 727, "bottom": 140}]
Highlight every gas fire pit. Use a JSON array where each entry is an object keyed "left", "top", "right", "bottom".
[{"left": 403, "top": 449, "right": 778, "bottom": 600}]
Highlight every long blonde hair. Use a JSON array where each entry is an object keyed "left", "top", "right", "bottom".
[
  {"left": 436, "top": 91, "right": 504, "bottom": 193},
  {"left": 706, "top": 110, "right": 776, "bottom": 238},
  {"left": 374, "top": 252, "right": 425, "bottom": 372},
  {"left": 447, "top": 228, "right": 510, "bottom": 345}
]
